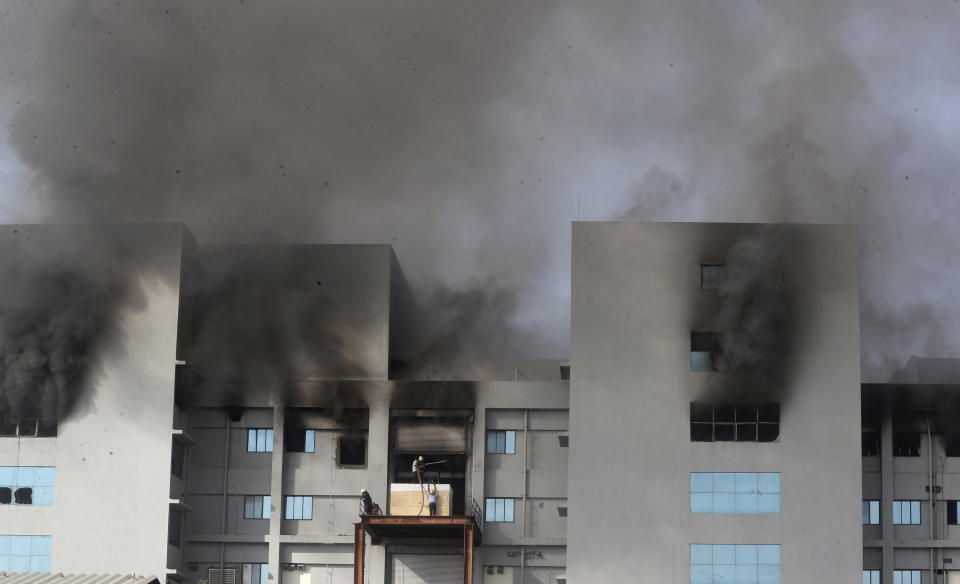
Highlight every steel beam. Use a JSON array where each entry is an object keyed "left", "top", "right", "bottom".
[{"left": 354, "top": 523, "right": 365, "bottom": 584}]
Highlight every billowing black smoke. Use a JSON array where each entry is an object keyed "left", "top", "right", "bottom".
[{"left": 0, "top": 226, "right": 151, "bottom": 431}]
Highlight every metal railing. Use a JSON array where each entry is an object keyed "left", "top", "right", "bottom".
[
  {"left": 471, "top": 498, "right": 483, "bottom": 530},
  {"left": 358, "top": 497, "right": 383, "bottom": 517}
]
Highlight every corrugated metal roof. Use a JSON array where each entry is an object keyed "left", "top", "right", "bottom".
[{"left": 0, "top": 574, "right": 159, "bottom": 584}]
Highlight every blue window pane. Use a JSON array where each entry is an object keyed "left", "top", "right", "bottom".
[
  {"left": 303, "top": 496, "right": 313, "bottom": 520},
  {"left": 757, "top": 494, "right": 780, "bottom": 514},
  {"left": 757, "top": 565, "right": 780, "bottom": 584},
  {"left": 0, "top": 557, "right": 8, "bottom": 571},
  {"left": 486, "top": 432, "right": 496, "bottom": 453},
  {"left": 863, "top": 572, "right": 870, "bottom": 584},
  {"left": 713, "top": 545, "right": 735, "bottom": 565},
  {"left": 757, "top": 473, "right": 779, "bottom": 494},
  {"left": 496, "top": 432, "right": 505, "bottom": 453},
  {"left": 245, "top": 497, "right": 255, "bottom": 518},
  {"left": 735, "top": 564, "right": 758, "bottom": 584},
  {"left": 505, "top": 431, "right": 515, "bottom": 454},
  {"left": 505, "top": 500, "right": 514, "bottom": 522},
  {"left": 691, "top": 352, "right": 713, "bottom": 371},
  {"left": 14, "top": 467, "right": 34, "bottom": 487},
  {"left": 714, "top": 474, "right": 736, "bottom": 493},
  {"left": 690, "top": 545, "right": 713, "bottom": 565},
  {"left": 33, "top": 487, "right": 54, "bottom": 506},
  {"left": 735, "top": 545, "right": 758, "bottom": 565},
  {"left": 757, "top": 545, "right": 780, "bottom": 565},
  {"left": 0, "top": 467, "right": 13, "bottom": 485},
  {"left": 735, "top": 473, "right": 758, "bottom": 494},
  {"left": 284, "top": 496, "right": 293, "bottom": 519},
  {"left": 495, "top": 499, "right": 505, "bottom": 522},
  {"left": 248, "top": 430, "right": 257, "bottom": 452},
  {"left": 714, "top": 493, "right": 735, "bottom": 513},
  {"left": 266, "top": 430, "right": 274, "bottom": 452},
  {"left": 691, "top": 565, "right": 712, "bottom": 584},
  {"left": 911, "top": 501, "right": 920, "bottom": 523},
  {"left": 690, "top": 473, "right": 713, "bottom": 493},
  {"left": 260, "top": 565, "right": 269, "bottom": 584},
  {"left": 870, "top": 501, "right": 880, "bottom": 523},
  {"left": 735, "top": 493, "right": 758, "bottom": 514},
  {"left": 35, "top": 468, "right": 55, "bottom": 487},
  {"left": 11, "top": 535, "right": 31, "bottom": 555},
  {"left": 305, "top": 430, "right": 315, "bottom": 453},
  {"left": 264, "top": 496, "right": 271, "bottom": 519},
  {"left": 893, "top": 572, "right": 902, "bottom": 584},
  {"left": 691, "top": 493, "right": 713, "bottom": 513},
  {"left": 294, "top": 496, "right": 304, "bottom": 519},
  {"left": 256, "top": 430, "right": 267, "bottom": 452},
  {"left": 30, "top": 555, "right": 51, "bottom": 572},
  {"left": 893, "top": 501, "right": 902, "bottom": 524},
  {"left": 486, "top": 499, "right": 495, "bottom": 519},
  {"left": 0, "top": 535, "right": 9, "bottom": 554},
  {"left": 10, "top": 556, "right": 29, "bottom": 571},
  {"left": 714, "top": 563, "right": 735, "bottom": 583}
]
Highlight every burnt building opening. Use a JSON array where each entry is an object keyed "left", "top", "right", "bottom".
[
  {"left": 691, "top": 402, "right": 779, "bottom": 442},
  {"left": 14, "top": 487, "right": 32, "bottom": 505},
  {"left": 690, "top": 332, "right": 723, "bottom": 371},
  {"left": 389, "top": 410, "right": 472, "bottom": 516},
  {"left": 945, "top": 434, "right": 960, "bottom": 458},
  {"left": 0, "top": 417, "right": 57, "bottom": 438},
  {"left": 338, "top": 437, "right": 366, "bottom": 466},
  {"left": 862, "top": 410, "right": 881, "bottom": 457},
  {"left": 0, "top": 487, "right": 10, "bottom": 504},
  {"left": 892, "top": 415, "right": 921, "bottom": 457}
]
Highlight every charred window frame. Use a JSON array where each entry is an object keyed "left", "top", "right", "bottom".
[
  {"left": 690, "top": 332, "right": 723, "bottom": 371},
  {"left": 862, "top": 411, "right": 881, "bottom": 457},
  {"left": 0, "top": 418, "right": 57, "bottom": 437},
  {"left": 338, "top": 436, "right": 367, "bottom": 467},
  {"left": 892, "top": 431, "right": 921, "bottom": 457},
  {"left": 286, "top": 429, "right": 316, "bottom": 453},
  {"left": 690, "top": 403, "right": 779, "bottom": 443},
  {"left": 945, "top": 434, "right": 960, "bottom": 457},
  {"left": 700, "top": 264, "right": 727, "bottom": 290}
]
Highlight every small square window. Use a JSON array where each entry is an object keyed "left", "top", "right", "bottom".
[
  {"left": 700, "top": 264, "right": 727, "bottom": 290},
  {"left": 338, "top": 437, "right": 367, "bottom": 467}
]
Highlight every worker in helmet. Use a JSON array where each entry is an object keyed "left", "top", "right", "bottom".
[
  {"left": 412, "top": 455, "right": 424, "bottom": 483},
  {"left": 360, "top": 488, "right": 373, "bottom": 515},
  {"left": 427, "top": 484, "right": 438, "bottom": 516}
]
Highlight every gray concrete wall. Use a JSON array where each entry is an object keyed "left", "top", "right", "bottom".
[
  {"left": 568, "top": 222, "right": 862, "bottom": 583},
  {"left": 0, "top": 223, "right": 190, "bottom": 577}
]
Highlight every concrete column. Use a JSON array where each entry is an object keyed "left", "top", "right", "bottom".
[
  {"left": 366, "top": 390, "right": 390, "bottom": 512},
  {"left": 268, "top": 405, "right": 285, "bottom": 582},
  {"left": 881, "top": 407, "right": 894, "bottom": 584}
]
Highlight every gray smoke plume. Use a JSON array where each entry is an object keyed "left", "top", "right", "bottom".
[{"left": 2, "top": 0, "right": 960, "bottom": 387}]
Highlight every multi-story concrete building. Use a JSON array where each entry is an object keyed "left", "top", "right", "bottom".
[{"left": 2, "top": 220, "right": 959, "bottom": 583}]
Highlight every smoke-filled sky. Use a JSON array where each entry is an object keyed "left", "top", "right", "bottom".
[{"left": 0, "top": 0, "right": 958, "bottom": 381}]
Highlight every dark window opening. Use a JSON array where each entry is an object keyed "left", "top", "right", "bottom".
[
  {"left": 690, "top": 403, "right": 779, "bottom": 443},
  {"left": 559, "top": 365, "right": 570, "bottom": 381},
  {"left": 37, "top": 418, "right": 57, "bottom": 437},
  {"left": 701, "top": 264, "right": 727, "bottom": 290},
  {"left": 690, "top": 332, "right": 723, "bottom": 371},
  {"left": 893, "top": 432, "right": 921, "bottom": 457},
  {"left": 0, "top": 487, "right": 10, "bottom": 504},
  {"left": 17, "top": 419, "right": 38, "bottom": 437},
  {"left": 171, "top": 440, "right": 186, "bottom": 478},
  {"left": 14, "top": 487, "right": 32, "bottom": 505},
  {"left": 945, "top": 435, "right": 960, "bottom": 457},
  {"left": 338, "top": 437, "right": 366, "bottom": 467},
  {"left": 862, "top": 432, "right": 881, "bottom": 457},
  {"left": 285, "top": 429, "right": 316, "bottom": 453},
  {"left": 168, "top": 509, "right": 183, "bottom": 547},
  {"left": 948, "top": 501, "right": 959, "bottom": 525}
]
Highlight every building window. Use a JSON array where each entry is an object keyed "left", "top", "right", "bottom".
[
  {"left": 690, "top": 332, "right": 722, "bottom": 371},
  {"left": 338, "top": 437, "right": 367, "bottom": 467},
  {"left": 0, "top": 467, "right": 55, "bottom": 506},
  {"left": 0, "top": 535, "right": 52, "bottom": 572},
  {"left": 863, "top": 500, "right": 880, "bottom": 525},
  {"left": 486, "top": 430, "right": 516, "bottom": 454},
  {"left": 284, "top": 496, "right": 313, "bottom": 520},
  {"left": 168, "top": 509, "right": 183, "bottom": 548},
  {"left": 242, "top": 564, "right": 269, "bottom": 584},
  {"left": 863, "top": 570, "right": 880, "bottom": 584},
  {"left": 862, "top": 411, "right": 880, "bottom": 456},
  {"left": 690, "top": 544, "right": 780, "bottom": 584},
  {"left": 690, "top": 403, "right": 779, "bottom": 443},
  {"left": 700, "top": 264, "right": 727, "bottom": 290},
  {"left": 893, "top": 431, "right": 920, "bottom": 457},
  {"left": 948, "top": 500, "right": 960, "bottom": 525},
  {"left": 894, "top": 570, "right": 921, "bottom": 584},
  {"left": 244, "top": 495, "right": 271, "bottom": 519},
  {"left": 893, "top": 500, "right": 921, "bottom": 525},
  {"left": 286, "top": 429, "right": 316, "bottom": 453},
  {"left": 0, "top": 418, "right": 57, "bottom": 438},
  {"left": 247, "top": 429, "right": 274, "bottom": 453},
  {"left": 690, "top": 473, "right": 780, "bottom": 514},
  {"left": 171, "top": 440, "right": 186, "bottom": 479},
  {"left": 485, "top": 498, "right": 515, "bottom": 522},
  {"left": 559, "top": 365, "right": 570, "bottom": 380}
]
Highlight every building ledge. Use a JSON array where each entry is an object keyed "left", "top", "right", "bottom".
[
  {"left": 360, "top": 515, "right": 482, "bottom": 544},
  {"left": 185, "top": 533, "right": 268, "bottom": 543},
  {"left": 864, "top": 539, "right": 960, "bottom": 548}
]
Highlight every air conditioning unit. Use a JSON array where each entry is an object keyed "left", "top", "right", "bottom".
[{"left": 208, "top": 568, "right": 237, "bottom": 584}]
